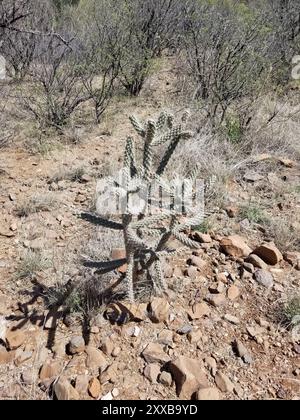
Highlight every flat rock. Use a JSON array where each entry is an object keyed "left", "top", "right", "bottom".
[
  {"left": 142, "top": 343, "right": 171, "bottom": 365},
  {"left": 169, "top": 356, "right": 209, "bottom": 399},
  {"left": 254, "top": 270, "right": 274, "bottom": 288},
  {"left": 220, "top": 235, "right": 252, "bottom": 258},
  {"left": 253, "top": 242, "right": 283, "bottom": 265}
]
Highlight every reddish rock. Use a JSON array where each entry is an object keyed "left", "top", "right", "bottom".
[
  {"left": 253, "top": 242, "right": 283, "bottom": 265},
  {"left": 220, "top": 235, "right": 252, "bottom": 258},
  {"left": 149, "top": 298, "right": 170, "bottom": 323},
  {"left": 169, "top": 356, "right": 209, "bottom": 399},
  {"left": 88, "top": 377, "right": 101, "bottom": 399}
]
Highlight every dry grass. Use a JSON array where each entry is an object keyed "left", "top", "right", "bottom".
[
  {"left": 16, "top": 193, "right": 59, "bottom": 217},
  {"left": 17, "top": 250, "right": 52, "bottom": 279},
  {"left": 264, "top": 217, "right": 300, "bottom": 252}
]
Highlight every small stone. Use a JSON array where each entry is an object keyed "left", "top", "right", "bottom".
[
  {"left": 253, "top": 242, "right": 283, "bottom": 265},
  {"left": 217, "top": 273, "right": 228, "bottom": 283},
  {"left": 227, "top": 285, "right": 240, "bottom": 301},
  {"left": 243, "top": 262, "right": 255, "bottom": 273},
  {"left": 187, "top": 329, "right": 202, "bottom": 344},
  {"left": 186, "top": 266, "right": 198, "bottom": 279},
  {"left": 6, "top": 330, "right": 26, "bottom": 350},
  {"left": 177, "top": 325, "right": 192, "bottom": 335},
  {"left": 112, "top": 346, "right": 121, "bottom": 357},
  {"left": 101, "top": 392, "right": 113, "bottom": 400},
  {"left": 220, "top": 235, "right": 252, "bottom": 258},
  {"left": 204, "top": 357, "right": 217, "bottom": 377},
  {"left": 112, "top": 388, "right": 119, "bottom": 398},
  {"left": 126, "top": 326, "right": 141, "bottom": 337},
  {"left": 187, "top": 302, "right": 211, "bottom": 320},
  {"left": 21, "top": 370, "right": 35, "bottom": 385},
  {"left": 247, "top": 254, "right": 268, "bottom": 270},
  {"left": 159, "top": 371, "right": 172, "bottom": 387},
  {"left": 142, "top": 343, "right": 171, "bottom": 365},
  {"left": 144, "top": 363, "right": 161, "bottom": 383},
  {"left": 193, "top": 232, "right": 212, "bottom": 243},
  {"left": 68, "top": 336, "right": 85, "bottom": 355},
  {"left": 234, "top": 340, "right": 249, "bottom": 359},
  {"left": 54, "top": 378, "right": 80, "bottom": 400},
  {"left": 243, "top": 172, "right": 264, "bottom": 182},
  {"left": 101, "top": 338, "right": 115, "bottom": 356},
  {"left": 197, "top": 387, "right": 220, "bottom": 400},
  {"left": 157, "top": 330, "right": 174, "bottom": 347},
  {"left": 224, "top": 314, "right": 240, "bottom": 325},
  {"left": 88, "top": 377, "right": 101, "bottom": 399},
  {"left": 207, "top": 294, "right": 226, "bottom": 308},
  {"left": 215, "top": 372, "right": 234, "bottom": 393},
  {"left": 188, "top": 256, "right": 207, "bottom": 270},
  {"left": 86, "top": 346, "right": 108, "bottom": 373},
  {"left": 149, "top": 298, "right": 170, "bottom": 323},
  {"left": 254, "top": 270, "right": 274, "bottom": 288},
  {"left": 169, "top": 356, "right": 209, "bottom": 399}
]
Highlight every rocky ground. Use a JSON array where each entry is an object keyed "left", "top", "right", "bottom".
[{"left": 0, "top": 69, "right": 300, "bottom": 401}]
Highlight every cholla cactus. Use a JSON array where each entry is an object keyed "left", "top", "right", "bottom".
[{"left": 81, "top": 111, "right": 204, "bottom": 302}]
